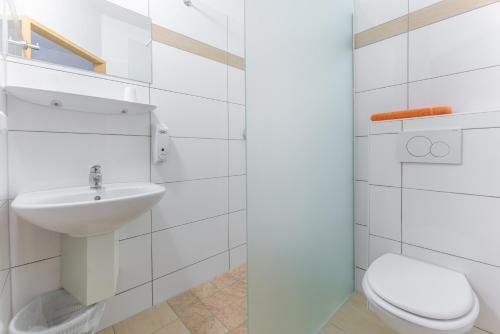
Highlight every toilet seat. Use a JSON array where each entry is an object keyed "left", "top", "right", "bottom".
[{"left": 363, "top": 254, "right": 480, "bottom": 332}]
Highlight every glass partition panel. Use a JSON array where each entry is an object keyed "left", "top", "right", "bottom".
[
  {"left": 4, "top": 0, "right": 151, "bottom": 82},
  {"left": 246, "top": 0, "right": 354, "bottom": 333}
]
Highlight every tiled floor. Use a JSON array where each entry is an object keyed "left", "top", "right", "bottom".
[
  {"left": 98, "top": 265, "right": 247, "bottom": 334},
  {"left": 320, "top": 293, "right": 397, "bottom": 334},
  {"left": 321, "top": 293, "right": 484, "bottom": 334}
]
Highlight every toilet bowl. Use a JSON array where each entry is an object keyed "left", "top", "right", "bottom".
[{"left": 363, "top": 253, "right": 480, "bottom": 334}]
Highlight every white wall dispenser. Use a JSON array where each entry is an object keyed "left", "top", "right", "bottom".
[{"left": 152, "top": 123, "right": 170, "bottom": 164}]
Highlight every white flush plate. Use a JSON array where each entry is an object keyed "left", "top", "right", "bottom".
[{"left": 398, "top": 129, "right": 462, "bottom": 164}]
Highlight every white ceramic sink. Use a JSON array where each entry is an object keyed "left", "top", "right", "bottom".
[{"left": 12, "top": 183, "right": 165, "bottom": 237}]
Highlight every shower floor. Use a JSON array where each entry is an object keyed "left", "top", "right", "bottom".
[{"left": 98, "top": 264, "right": 247, "bottom": 334}]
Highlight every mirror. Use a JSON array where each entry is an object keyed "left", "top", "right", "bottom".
[{"left": 5, "top": 0, "right": 151, "bottom": 83}]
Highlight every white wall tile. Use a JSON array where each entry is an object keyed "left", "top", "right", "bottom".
[
  {"left": 354, "top": 181, "right": 368, "bottom": 226},
  {"left": 7, "top": 98, "right": 149, "bottom": 136},
  {"left": 369, "top": 186, "right": 401, "bottom": 241},
  {"left": 228, "top": 104, "right": 246, "bottom": 140},
  {"left": 11, "top": 257, "right": 61, "bottom": 313},
  {"left": 404, "top": 244, "right": 500, "bottom": 333},
  {"left": 355, "top": 34, "right": 407, "bottom": 92},
  {"left": 118, "top": 212, "right": 151, "bottom": 241},
  {"left": 153, "top": 252, "right": 229, "bottom": 305},
  {"left": 228, "top": 67, "right": 245, "bottom": 105},
  {"left": 150, "top": 0, "right": 227, "bottom": 50},
  {"left": 0, "top": 270, "right": 11, "bottom": 334},
  {"left": 229, "top": 210, "right": 246, "bottom": 248},
  {"left": 403, "top": 110, "right": 500, "bottom": 132},
  {"left": 6, "top": 61, "right": 149, "bottom": 103},
  {"left": 354, "top": 267, "right": 365, "bottom": 292},
  {"left": 0, "top": 203, "right": 9, "bottom": 272},
  {"left": 228, "top": 18, "right": 245, "bottom": 57},
  {"left": 355, "top": 137, "right": 368, "bottom": 181},
  {"left": 369, "top": 235, "right": 401, "bottom": 265},
  {"left": 354, "top": 0, "right": 408, "bottom": 33},
  {"left": 409, "top": 3, "right": 500, "bottom": 81},
  {"left": 9, "top": 203, "right": 61, "bottom": 267},
  {"left": 409, "top": 67, "right": 500, "bottom": 115},
  {"left": 409, "top": 0, "right": 440, "bottom": 11},
  {"left": 403, "top": 189, "right": 500, "bottom": 267},
  {"left": 210, "top": 0, "right": 244, "bottom": 23},
  {"left": 152, "top": 43, "right": 227, "bottom": 101},
  {"left": 8, "top": 131, "right": 149, "bottom": 197},
  {"left": 99, "top": 283, "right": 152, "bottom": 330},
  {"left": 152, "top": 216, "right": 228, "bottom": 278},
  {"left": 229, "top": 175, "right": 246, "bottom": 212},
  {"left": 230, "top": 244, "right": 246, "bottom": 269},
  {"left": 151, "top": 89, "right": 228, "bottom": 139},
  {"left": 355, "top": 84, "right": 406, "bottom": 136},
  {"left": 355, "top": 224, "right": 369, "bottom": 270},
  {"left": 369, "top": 134, "right": 401, "bottom": 187},
  {"left": 151, "top": 138, "right": 228, "bottom": 183},
  {"left": 117, "top": 235, "right": 152, "bottom": 293},
  {"left": 229, "top": 140, "right": 246, "bottom": 176},
  {"left": 0, "top": 118, "right": 7, "bottom": 202},
  {"left": 404, "top": 129, "right": 500, "bottom": 197},
  {"left": 370, "top": 120, "right": 402, "bottom": 135},
  {"left": 106, "top": 0, "right": 149, "bottom": 16},
  {"left": 152, "top": 178, "right": 228, "bottom": 231}
]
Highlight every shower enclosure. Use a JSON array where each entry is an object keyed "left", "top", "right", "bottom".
[{"left": 245, "top": 0, "right": 354, "bottom": 333}]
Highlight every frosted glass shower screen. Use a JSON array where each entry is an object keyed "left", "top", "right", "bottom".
[{"left": 245, "top": 1, "right": 354, "bottom": 333}]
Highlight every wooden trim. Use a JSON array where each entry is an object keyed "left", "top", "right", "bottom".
[
  {"left": 354, "top": 0, "right": 500, "bottom": 49},
  {"left": 355, "top": 15, "right": 408, "bottom": 49},
  {"left": 227, "top": 54, "right": 245, "bottom": 71},
  {"left": 409, "top": 0, "right": 499, "bottom": 30},
  {"left": 20, "top": 16, "right": 106, "bottom": 73},
  {"left": 152, "top": 23, "right": 245, "bottom": 71}
]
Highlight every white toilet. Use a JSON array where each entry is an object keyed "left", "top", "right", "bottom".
[{"left": 363, "top": 253, "right": 480, "bottom": 334}]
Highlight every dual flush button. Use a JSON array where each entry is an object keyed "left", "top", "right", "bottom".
[{"left": 398, "top": 129, "right": 462, "bottom": 164}]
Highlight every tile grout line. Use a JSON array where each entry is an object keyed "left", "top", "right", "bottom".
[
  {"left": 357, "top": 63, "right": 500, "bottom": 95},
  {"left": 226, "top": 14, "right": 231, "bottom": 272}
]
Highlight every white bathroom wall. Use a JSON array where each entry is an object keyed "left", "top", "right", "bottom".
[
  {"left": 0, "top": 57, "right": 11, "bottom": 334},
  {"left": 4, "top": 0, "right": 246, "bottom": 329},
  {"left": 354, "top": 1, "right": 500, "bottom": 332}
]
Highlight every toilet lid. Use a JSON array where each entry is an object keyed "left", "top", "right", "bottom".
[{"left": 366, "top": 254, "right": 474, "bottom": 320}]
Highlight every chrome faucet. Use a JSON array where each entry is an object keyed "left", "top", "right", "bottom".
[{"left": 89, "top": 165, "right": 103, "bottom": 189}]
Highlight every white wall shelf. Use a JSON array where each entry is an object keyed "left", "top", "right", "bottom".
[{"left": 4, "top": 86, "right": 156, "bottom": 114}]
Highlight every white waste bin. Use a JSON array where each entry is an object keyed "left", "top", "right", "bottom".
[{"left": 9, "top": 289, "right": 105, "bottom": 334}]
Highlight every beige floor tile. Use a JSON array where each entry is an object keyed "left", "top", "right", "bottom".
[
  {"left": 330, "top": 294, "right": 397, "bottom": 334},
  {"left": 211, "top": 272, "right": 238, "bottom": 290},
  {"left": 201, "top": 290, "right": 234, "bottom": 314},
  {"left": 155, "top": 301, "right": 179, "bottom": 327},
  {"left": 153, "top": 319, "right": 191, "bottom": 334},
  {"left": 213, "top": 303, "right": 246, "bottom": 331},
  {"left": 175, "top": 301, "right": 213, "bottom": 330},
  {"left": 97, "top": 327, "right": 115, "bottom": 334},
  {"left": 113, "top": 308, "right": 163, "bottom": 334},
  {"left": 168, "top": 291, "right": 199, "bottom": 312},
  {"left": 230, "top": 265, "right": 246, "bottom": 281},
  {"left": 228, "top": 322, "right": 247, "bottom": 334},
  {"left": 320, "top": 321, "right": 348, "bottom": 334},
  {"left": 190, "top": 316, "right": 228, "bottom": 334},
  {"left": 223, "top": 281, "right": 246, "bottom": 299},
  {"left": 191, "top": 281, "right": 219, "bottom": 299}
]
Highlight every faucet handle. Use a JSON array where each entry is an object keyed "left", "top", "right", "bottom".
[{"left": 90, "top": 165, "right": 102, "bottom": 173}]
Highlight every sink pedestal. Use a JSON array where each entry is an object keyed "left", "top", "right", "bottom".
[{"left": 61, "top": 232, "right": 119, "bottom": 306}]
